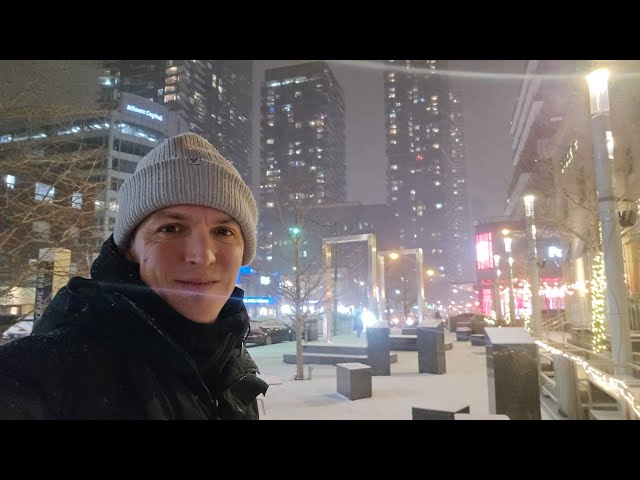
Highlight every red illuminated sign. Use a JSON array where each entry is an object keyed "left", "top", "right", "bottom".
[{"left": 475, "top": 232, "right": 494, "bottom": 270}]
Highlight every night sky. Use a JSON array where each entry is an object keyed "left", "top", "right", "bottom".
[{"left": 253, "top": 60, "right": 526, "bottom": 222}]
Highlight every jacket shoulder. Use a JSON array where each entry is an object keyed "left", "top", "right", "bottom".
[
  {"left": 0, "top": 331, "right": 73, "bottom": 418},
  {"left": 34, "top": 278, "right": 116, "bottom": 336}
]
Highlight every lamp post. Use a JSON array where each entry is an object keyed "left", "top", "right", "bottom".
[
  {"left": 502, "top": 230, "right": 516, "bottom": 325},
  {"left": 493, "top": 254, "right": 503, "bottom": 323},
  {"left": 586, "top": 66, "right": 632, "bottom": 369},
  {"left": 524, "top": 195, "right": 543, "bottom": 336}
]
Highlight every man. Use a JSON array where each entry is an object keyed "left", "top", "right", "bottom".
[{"left": 0, "top": 132, "right": 268, "bottom": 419}]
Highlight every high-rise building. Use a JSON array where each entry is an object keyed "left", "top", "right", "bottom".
[
  {"left": 97, "top": 60, "right": 254, "bottom": 185},
  {"left": 383, "top": 60, "right": 452, "bottom": 287},
  {"left": 212, "top": 61, "right": 254, "bottom": 183},
  {"left": 446, "top": 88, "right": 471, "bottom": 283},
  {"left": 258, "top": 61, "right": 346, "bottom": 269}
]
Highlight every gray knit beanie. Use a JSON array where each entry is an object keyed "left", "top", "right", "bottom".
[{"left": 113, "top": 132, "right": 257, "bottom": 265}]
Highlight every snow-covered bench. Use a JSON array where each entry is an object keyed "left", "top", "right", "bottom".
[{"left": 411, "top": 400, "right": 470, "bottom": 420}]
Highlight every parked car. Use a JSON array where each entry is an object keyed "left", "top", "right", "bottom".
[
  {"left": 449, "top": 313, "right": 489, "bottom": 334},
  {"left": 1, "top": 320, "right": 33, "bottom": 342},
  {"left": 389, "top": 314, "right": 418, "bottom": 328},
  {"left": 245, "top": 317, "right": 295, "bottom": 346}
]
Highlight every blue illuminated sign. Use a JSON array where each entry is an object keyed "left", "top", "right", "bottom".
[
  {"left": 126, "top": 104, "right": 163, "bottom": 122},
  {"left": 244, "top": 296, "right": 275, "bottom": 305}
]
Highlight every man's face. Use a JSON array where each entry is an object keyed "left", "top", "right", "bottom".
[{"left": 127, "top": 205, "right": 244, "bottom": 324}]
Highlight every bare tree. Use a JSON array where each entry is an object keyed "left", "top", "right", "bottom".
[
  {"left": 0, "top": 105, "right": 110, "bottom": 319},
  {"left": 262, "top": 194, "right": 333, "bottom": 380}
]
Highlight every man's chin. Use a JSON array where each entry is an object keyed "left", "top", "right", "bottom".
[
  {"left": 171, "top": 301, "right": 223, "bottom": 324},
  {"left": 159, "top": 290, "right": 227, "bottom": 323}
]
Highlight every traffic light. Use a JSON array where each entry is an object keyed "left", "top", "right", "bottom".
[{"left": 289, "top": 226, "right": 301, "bottom": 237}]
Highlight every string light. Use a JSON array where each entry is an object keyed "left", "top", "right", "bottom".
[
  {"left": 521, "top": 281, "right": 532, "bottom": 332},
  {"left": 591, "top": 252, "right": 607, "bottom": 353},
  {"left": 536, "top": 340, "right": 640, "bottom": 419}
]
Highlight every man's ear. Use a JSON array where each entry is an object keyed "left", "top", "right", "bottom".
[{"left": 124, "top": 233, "right": 138, "bottom": 263}]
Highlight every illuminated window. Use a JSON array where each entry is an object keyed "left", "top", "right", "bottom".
[
  {"left": 5, "top": 174, "right": 15, "bottom": 189},
  {"left": 35, "top": 182, "right": 54, "bottom": 203},
  {"left": 475, "top": 232, "right": 494, "bottom": 270}
]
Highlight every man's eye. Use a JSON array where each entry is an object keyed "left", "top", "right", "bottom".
[
  {"left": 158, "top": 224, "right": 180, "bottom": 233},
  {"left": 215, "top": 227, "right": 234, "bottom": 236}
]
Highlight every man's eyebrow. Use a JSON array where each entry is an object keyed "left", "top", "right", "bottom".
[
  {"left": 216, "top": 217, "right": 237, "bottom": 225},
  {"left": 153, "top": 211, "right": 189, "bottom": 221}
]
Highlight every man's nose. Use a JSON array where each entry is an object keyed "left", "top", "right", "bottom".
[{"left": 184, "top": 230, "right": 216, "bottom": 265}]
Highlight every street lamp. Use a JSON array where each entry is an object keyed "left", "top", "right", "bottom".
[
  {"left": 493, "top": 254, "right": 503, "bottom": 322},
  {"left": 586, "top": 66, "right": 632, "bottom": 369},
  {"left": 524, "top": 195, "right": 542, "bottom": 336},
  {"left": 502, "top": 229, "right": 516, "bottom": 325},
  {"left": 377, "top": 248, "right": 425, "bottom": 325}
]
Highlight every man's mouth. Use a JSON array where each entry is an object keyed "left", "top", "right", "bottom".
[{"left": 175, "top": 280, "right": 218, "bottom": 290}]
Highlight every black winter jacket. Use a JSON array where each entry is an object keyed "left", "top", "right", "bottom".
[{"left": 0, "top": 237, "right": 268, "bottom": 419}]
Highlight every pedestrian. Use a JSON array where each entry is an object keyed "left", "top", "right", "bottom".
[
  {"left": 0, "top": 132, "right": 268, "bottom": 419},
  {"left": 354, "top": 314, "right": 363, "bottom": 338}
]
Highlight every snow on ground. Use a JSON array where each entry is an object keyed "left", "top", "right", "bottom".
[{"left": 249, "top": 330, "right": 563, "bottom": 420}]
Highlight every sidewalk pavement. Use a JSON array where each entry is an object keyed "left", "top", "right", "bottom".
[{"left": 249, "top": 329, "right": 564, "bottom": 420}]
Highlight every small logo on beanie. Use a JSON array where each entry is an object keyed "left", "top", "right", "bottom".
[{"left": 187, "top": 158, "right": 201, "bottom": 166}]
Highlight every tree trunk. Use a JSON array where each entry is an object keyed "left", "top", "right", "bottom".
[{"left": 294, "top": 223, "right": 304, "bottom": 380}]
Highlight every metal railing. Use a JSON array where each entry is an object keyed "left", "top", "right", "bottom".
[
  {"left": 629, "top": 297, "right": 640, "bottom": 331},
  {"left": 537, "top": 337, "right": 640, "bottom": 419},
  {"left": 534, "top": 296, "right": 640, "bottom": 419}
]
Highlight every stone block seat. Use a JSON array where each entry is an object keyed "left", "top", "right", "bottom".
[
  {"left": 411, "top": 400, "right": 470, "bottom": 420},
  {"left": 336, "top": 362, "right": 372, "bottom": 400}
]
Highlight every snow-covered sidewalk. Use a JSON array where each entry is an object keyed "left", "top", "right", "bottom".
[{"left": 250, "top": 330, "right": 563, "bottom": 420}]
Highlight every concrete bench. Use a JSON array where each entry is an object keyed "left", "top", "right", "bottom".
[
  {"left": 454, "top": 413, "right": 510, "bottom": 420},
  {"left": 411, "top": 401, "right": 470, "bottom": 420},
  {"left": 470, "top": 334, "right": 485, "bottom": 346},
  {"left": 456, "top": 327, "right": 471, "bottom": 341},
  {"left": 336, "top": 362, "right": 372, "bottom": 400}
]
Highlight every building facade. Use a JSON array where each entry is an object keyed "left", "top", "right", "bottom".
[
  {"left": 383, "top": 60, "right": 470, "bottom": 302},
  {"left": 503, "top": 60, "right": 640, "bottom": 335},
  {"left": 0, "top": 93, "right": 182, "bottom": 320},
  {"left": 446, "top": 88, "right": 472, "bottom": 284},
  {"left": 258, "top": 61, "right": 346, "bottom": 273},
  {"left": 98, "top": 60, "right": 254, "bottom": 184}
]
